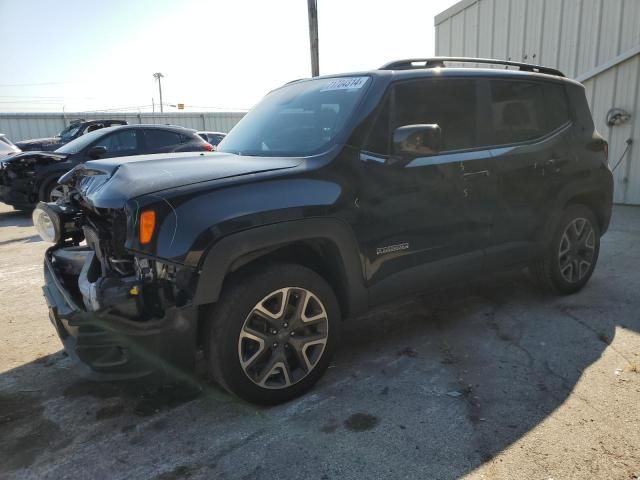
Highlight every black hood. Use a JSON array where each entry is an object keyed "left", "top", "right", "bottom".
[
  {"left": 3, "top": 151, "right": 68, "bottom": 165},
  {"left": 15, "top": 137, "right": 62, "bottom": 151},
  {"left": 61, "top": 151, "right": 303, "bottom": 209}
]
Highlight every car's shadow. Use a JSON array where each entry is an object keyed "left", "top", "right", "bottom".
[
  {"left": 0, "top": 207, "right": 32, "bottom": 228},
  {"left": 0, "top": 208, "right": 638, "bottom": 479},
  {"left": 0, "top": 234, "right": 41, "bottom": 246}
]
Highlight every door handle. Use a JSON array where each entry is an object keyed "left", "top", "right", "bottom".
[
  {"left": 463, "top": 170, "right": 490, "bottom": 178},
  {"left": 544, "top": 158, "right": 556, "bottom": 166}
]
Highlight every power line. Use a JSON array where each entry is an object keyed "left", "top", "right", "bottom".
[
  {"left": 0, "top": 100, "right": 67, "bottom": 104},
  {"left": 179, "top": 105, "right": 250, "bottom": 111},
  {"left": 0, "top": 95, "right": 95, "bottom": 100},
  {"left": 80, "top": 104, "right": 156, "bottom": 112},
  {"left": 0, "top": 81, "right": 73, "bottom": 87}
]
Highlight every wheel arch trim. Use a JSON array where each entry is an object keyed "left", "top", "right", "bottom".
[
  {"left": 540, "top": 178, "right": 612, "bottom": 246},
  {"left": 192, "top": 218, "right": 368, "bottom": 317}
]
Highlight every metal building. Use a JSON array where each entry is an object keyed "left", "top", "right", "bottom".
[
  {"left": 0, "top": 111, "right": 246, "bottom": 146},
  {"left": 435, "top": 0, "right": 640, "bottom": 205}
]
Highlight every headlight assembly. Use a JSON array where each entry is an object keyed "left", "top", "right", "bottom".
[
  {"left": 33, "top": 203, "right": 60, "bottom": 243},
  {"left": 32, "top": 202, "right": 83, "bottom": 244}
]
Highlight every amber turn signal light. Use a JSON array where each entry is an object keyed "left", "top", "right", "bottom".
[{"left": 139, "top": 210, "right": 156, "bottom": 245}]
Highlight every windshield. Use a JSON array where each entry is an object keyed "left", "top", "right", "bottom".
[
  {"left": 55, "top": 126, "right": 119, "bottom": 154},
  {"left": 58, "top": 124, "right": 82, "bottom": 141},
  {"left": 217, "top": 76, "right": 370, "bottom": 157}
]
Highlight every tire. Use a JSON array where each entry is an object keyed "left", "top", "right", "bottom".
[
  {"left": 41, "top": 179, "right": 65, "bottom": 203},
  {"left": 531, "top": 204, "right": 600, "bottom": 295},
  {"left": 204, "top": 264, "right": 340, "bottom": 405}
]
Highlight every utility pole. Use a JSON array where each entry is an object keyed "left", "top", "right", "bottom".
[
  {"left": 307, "top": 0, "right": 319, "bottom": 77},
  {"left": 153, "top": 72, "right": 164, "bottom": 112}
]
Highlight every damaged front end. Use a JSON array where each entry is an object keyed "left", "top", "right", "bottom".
[
  {"left": 38, "top": 172, "right": 199, "bottom": 379},
  {"left": 0, "top": 152, "right": 67, "bottom": 208}
]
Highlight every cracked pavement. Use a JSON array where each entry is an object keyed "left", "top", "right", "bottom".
[{"left": 1, "top": 202, "right": 639, "bottom": 479}]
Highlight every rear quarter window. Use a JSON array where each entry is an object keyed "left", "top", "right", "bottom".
[
  {"left": 145, "top": 130, "right": 183, "bottom": 150},
  {"left": 543, "top": 83, "right": 571, "bottom": 131},
  {"left": 210, "top": 134, "right": 225, "bottom": 145}
]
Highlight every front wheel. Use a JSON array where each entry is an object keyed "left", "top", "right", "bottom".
[
  {"left": 204, "top": 264, "right": 340, "bottom": 405},
  {"left": 41, "top": 180, "right": 65, "bottom": 203},
  {"left": 531, "top": 204, "right": 600, "bottom": 295}
]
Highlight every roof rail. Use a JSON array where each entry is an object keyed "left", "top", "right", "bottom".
[{"left": 379, "top": 57, "right": 565, "bottom": 77}]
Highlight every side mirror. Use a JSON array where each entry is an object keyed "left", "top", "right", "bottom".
[
  {"left": 393, "top": 124, "right": 441, "bottom": 158},
  {"left": 87, "top": 146, "right": 107, "bottom": 160}
]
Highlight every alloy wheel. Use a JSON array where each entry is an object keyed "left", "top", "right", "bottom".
[
  {"left": 237, "top": 287, "right": 329, "bottom": 389},
  {"left": 48, "top": 185, "right": 65, "bottom": 202},
  {"left": 558, "top": 217, "right": 596, "bottom": 283}
]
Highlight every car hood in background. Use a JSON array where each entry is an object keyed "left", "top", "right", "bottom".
[
  {"left": 61, "top": 151, "right": 303, "bottom": 209},
  {"left": 3, "top": 151, "right": 68, "bottom": 165},
  {"left": 15, "top": 137, "right": 62, "bottom": 151}
]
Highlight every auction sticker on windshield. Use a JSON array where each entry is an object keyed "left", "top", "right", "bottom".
[{"left": 321, "top": 77, "right": 369, "bottom": 91}]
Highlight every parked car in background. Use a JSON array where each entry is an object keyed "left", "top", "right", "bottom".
[
  {"left": 0, "top": 124, "right": 212, "bottom": 209},
  {"left": 0, "top": 134, "right": 21, "bottom": 157},
  {"left": 36, "top": 58, "right": 612, "bottom": 404},
  {"left": 14, "top": 119, "right": 128, "bottom": 152},
  {"left": 197, "top": 131, "right": 226, "bottom": 149}
]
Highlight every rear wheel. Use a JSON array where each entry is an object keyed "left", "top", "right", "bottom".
[
  {"left": 531, "top": 204, "right": 600, "bottom": 294},
  {"left": 204, "top": 264, "right": 339, "bottom": 404}
]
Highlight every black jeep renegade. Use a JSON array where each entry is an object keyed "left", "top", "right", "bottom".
[{"left": 36, "top": 58, "right": 613, "bottom": 404}]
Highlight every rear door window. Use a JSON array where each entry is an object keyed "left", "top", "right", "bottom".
[{"left": 489, "top": 80, "right": 569, "bottom": 145}]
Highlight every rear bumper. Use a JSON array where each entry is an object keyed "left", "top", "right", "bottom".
[
  {"left": 601, "top": 170, "right": 614, "bottom": 235},
  {"left": 42, "top": 248, "right": 198, "bottom": 380}
]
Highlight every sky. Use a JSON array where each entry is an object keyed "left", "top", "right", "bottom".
[{"left": 0, "top": 0, "right": 458, "bottom": 113}]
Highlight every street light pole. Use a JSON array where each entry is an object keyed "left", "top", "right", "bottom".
[
  {"left": 307, "top": 0, "right": 319, "bottom": 77},
  {"left": 153, "top": 72, "right": 164, "bottom": 113}
]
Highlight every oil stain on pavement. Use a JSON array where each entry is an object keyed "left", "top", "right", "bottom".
[
  {"left": 344, "top": 413, "right": 380, "bottom": 432},
  {"left": 0, "top": 392, "right": 72, "bottom": 472}
]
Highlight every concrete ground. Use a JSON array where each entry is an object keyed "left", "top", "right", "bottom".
[{"left": 0, "top": 201, "right": 639, "bottom": 480}]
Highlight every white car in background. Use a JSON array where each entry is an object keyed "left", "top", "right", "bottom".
[
  {"left": 197, "top": 131, "right": 226, "bottom": 149},
  {"left": 0, "top": 134, "right": 21, "bottom": 158}
]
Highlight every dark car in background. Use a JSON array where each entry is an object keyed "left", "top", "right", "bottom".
[
  {"left": 14, "top": 119, "right": 128, "bottom": 152},
  {"left": 0, "top": 134, "right": 21, "bottom": 157},
  {"left": 197, "top": 131, "right": 226, "bottom": 148},
  {"left": 0, "top": 124, "right": 211, "bottom": 209}
]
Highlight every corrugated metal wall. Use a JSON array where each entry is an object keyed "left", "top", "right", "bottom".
[
  {"left": 0, "top": 111, "right": 246, "bottom": 145},
  {"left": 435, "top": 0, "right": 640, "bottom": 205}
]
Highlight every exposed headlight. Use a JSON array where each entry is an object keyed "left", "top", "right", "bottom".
[
  {"left": 33, "top": 203, "right": 61, "bottom": 243},
  {"left": 32, "top": 202, "right": 83, "bottom": 244}
]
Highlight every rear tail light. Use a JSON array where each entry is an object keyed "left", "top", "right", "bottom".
[
  {"left": 202, "top": 143, "right": 214, "bottom": 151},
  {"left": 603, "top": 141, "right": 609, "bottom": 164}
]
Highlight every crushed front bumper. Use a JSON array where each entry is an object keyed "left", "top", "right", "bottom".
[{"left": 42, "top": 248, "right": 198, "bottom": 380}]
